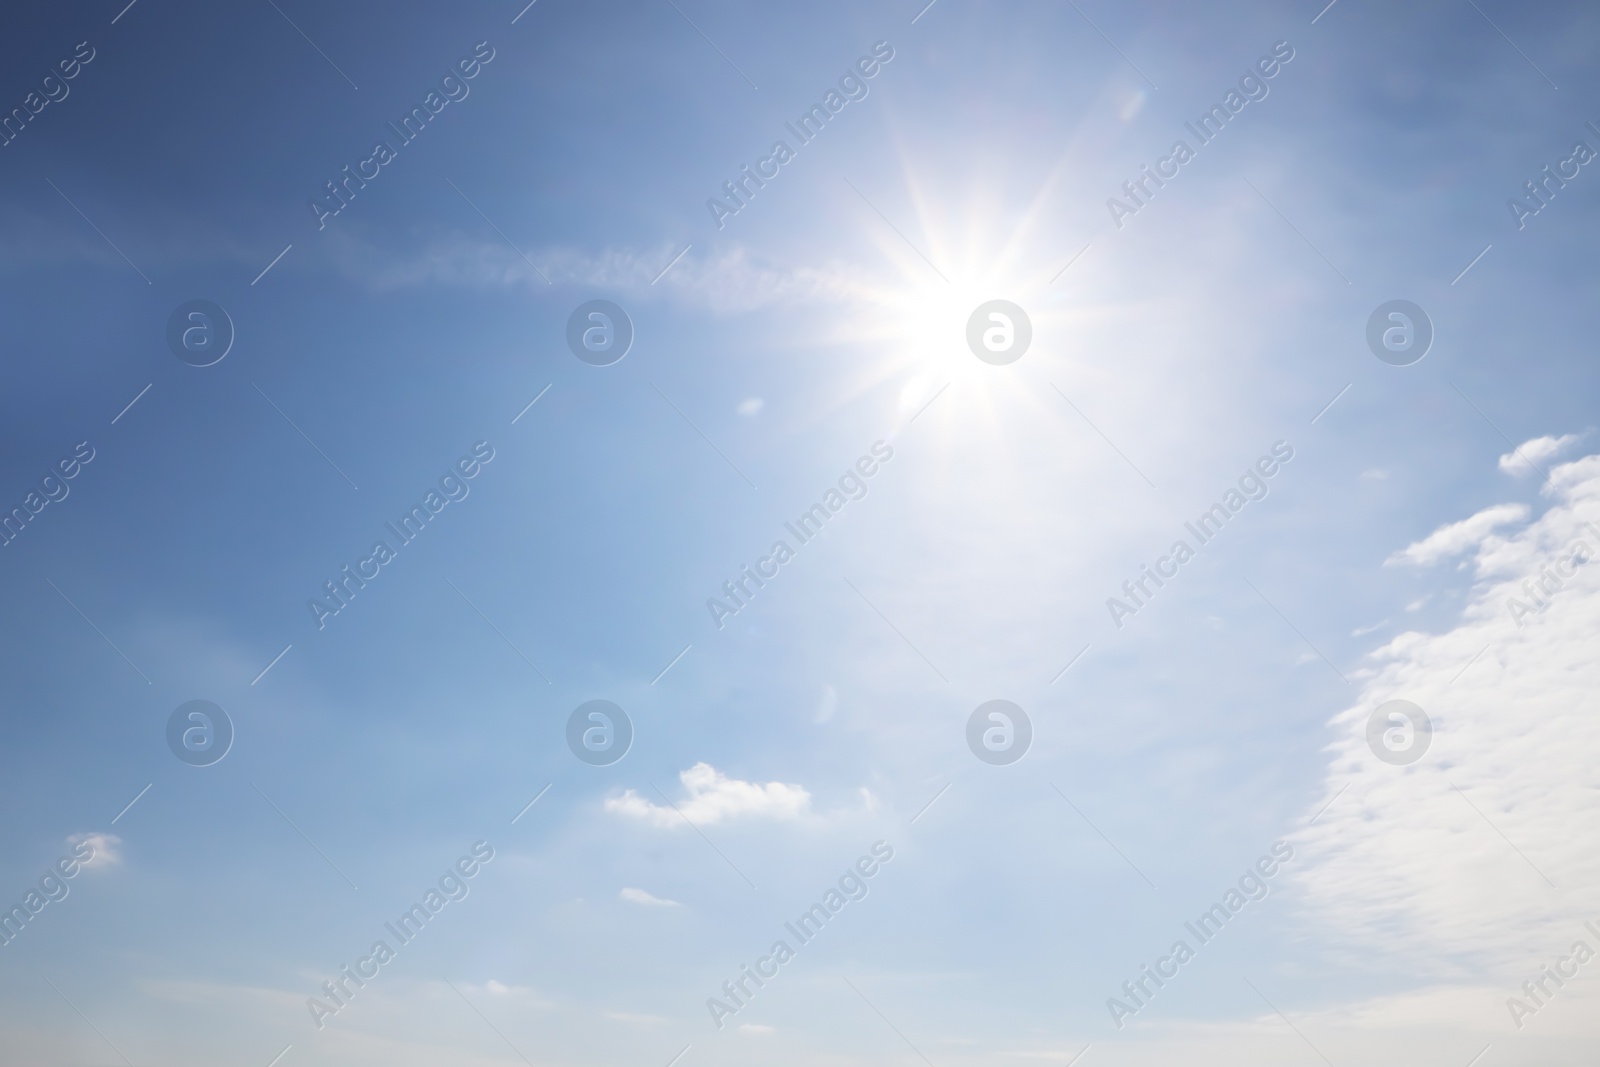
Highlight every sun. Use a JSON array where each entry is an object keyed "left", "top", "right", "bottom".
[{"left": 807, "top": 187, "right": 1080, "bottom": 435}]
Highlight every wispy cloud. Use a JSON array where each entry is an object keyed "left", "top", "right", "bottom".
[
  {"left": 323, "top": 229, "right": 876, "bottom": 312},
  {"left": 814, "top": 683, "right": 839, "bottom": 723}
]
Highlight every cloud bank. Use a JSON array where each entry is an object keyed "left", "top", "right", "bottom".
[{"left": 1295, "top": 446, "right": 1600, "bottom": 975}]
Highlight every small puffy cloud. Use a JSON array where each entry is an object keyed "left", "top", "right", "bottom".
[
  {"left": 605, "top": 763, "right": 811, "bottom": 829},
  {"left": 739, "top": 1023, "right": 775, "bottom": 1035},
  {"left": 67, "top": 832, "right": 121, "bottom": 870},
  {"left": 737, "top": 397, "right": 763, "bottom": 416},
  {"left": 1499, "top": 433, "right": 1581, "bottom": 476},
  {"left": 619, "top": 887, "right": 679, "bottom": 907},
  {"left": 1385, "top": 502, "right": 1529, "bottom": 567}
]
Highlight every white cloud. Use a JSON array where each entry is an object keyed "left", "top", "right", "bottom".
[
  {"left": 1293, "top": 450, "right": 1600, "bottom": 973},
  {"left": 323, "top": 228, "right": 876, "bottom": 312},
  {"left": 67, "top": 832, "right": 121, "bottom": 870},
  {"left": 739, "top": 1023, "right": 775, "bottom": 1035},
  {"left": 1385, "top": 502, "right": 1530, "bottom": 567},
  {"left": 619, "top": 887, "right": 679, "bottom": 907},
  {"left": 1499, "top": 433, "right": 1582, "bottom": 476},
  {"left": 737, "top": 397, "right": 764, "bottom": 416},
  {"left": 605, "top": 763, "right": 811, "bottom": 829}
]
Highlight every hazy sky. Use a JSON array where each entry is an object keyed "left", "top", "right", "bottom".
[{"left": 2, "top": 1, "right": 1599, "bottom": 1065}]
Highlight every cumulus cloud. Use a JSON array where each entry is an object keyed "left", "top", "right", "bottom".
[
  {"left": 619, "top": 887, "right": 679, "bottom": 907},
  {"left": 1293, "top": 450, "right": 1600, "bottom": 973},
  {"left": 1499, "top": 433, "right": 1582, "bottom": 476},
  {"left": 605, "top": 763, "right": 811, "bottom": 829},
  {"left": 1385, "top": 503, "right": 1530, "bottom": 567},
  {"left": 67, "top": 832, "right": 121, "bottom": 870}
]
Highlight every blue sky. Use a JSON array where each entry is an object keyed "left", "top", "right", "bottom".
[{"left": 3, "top": 0, "right": 1600, "bottom": 1064}]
